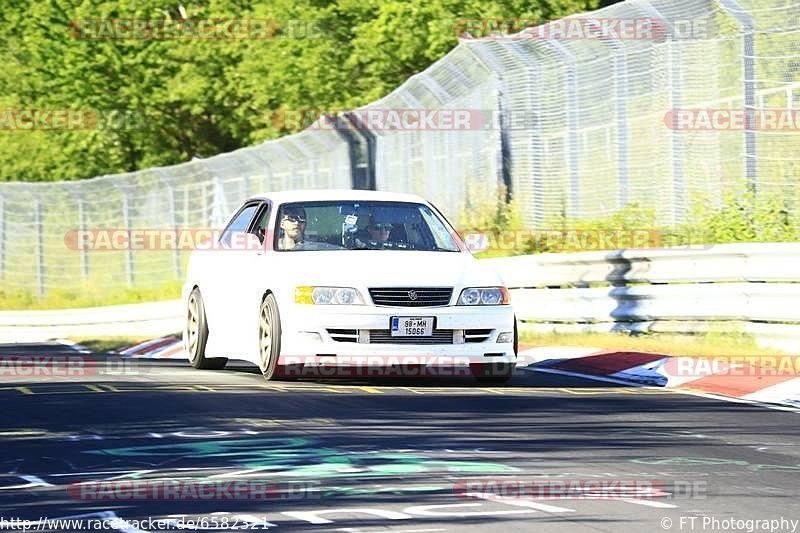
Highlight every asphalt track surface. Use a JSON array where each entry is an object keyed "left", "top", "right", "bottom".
[{"left": 0, "top": 343, "right": 799, "bottom": 533}]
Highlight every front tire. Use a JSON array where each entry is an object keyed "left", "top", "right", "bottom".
[
  {"left": 186, "top": 287, "right": 227, "bottom": 370},
  {"left": 258, "top": 293, "right": 281, "bottom": 381}
]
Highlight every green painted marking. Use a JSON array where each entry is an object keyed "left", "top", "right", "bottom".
[{"left": 91, "top": 437, "right": 514, "bottom": 478}]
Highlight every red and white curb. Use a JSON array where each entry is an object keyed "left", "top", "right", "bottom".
[
  {"left": 119, "top": 336, "right": 184, "bottom": 359},
  {"left": 518, "top": 346, "right": 800, "bottom": 411},
  {"left": 117, "top": 338, "right": 800, "bottom": 410}
]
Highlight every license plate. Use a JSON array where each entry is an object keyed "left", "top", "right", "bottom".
[{"left": 391, "top": 316, "right": 434, "bottom": 337}]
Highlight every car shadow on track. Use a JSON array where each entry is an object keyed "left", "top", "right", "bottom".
[
  {"left": 0, "top": 342, "right": 638, "bottom": 390},
  {"left": 221, "top": 360, "right": 626, "bottom": 389}
]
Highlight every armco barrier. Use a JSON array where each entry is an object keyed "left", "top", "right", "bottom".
[
  {"left": 3, "top": 243, "right": 798, "bottom": 350},
  {"left": 484, "top": 243, "right": 800, "bottom": 353},
  {"left": 0, "top": 300, "right": 182, "bottom": 343},
  {"left": 1, "top": 0, "right": 798, "bottom": 299}
]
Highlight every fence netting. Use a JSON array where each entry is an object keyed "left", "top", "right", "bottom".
[{"left": 0, "top": 0, "right": 797, "bottom": 297}]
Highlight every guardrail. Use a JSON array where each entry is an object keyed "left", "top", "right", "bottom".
[
  {"left": 2, "top": 0, "right": 799, "bottom": 299},
  {"left": 3, "top": 243, "right": 798, "bottom": 352},
  {"left": 0, "top": 300, "right": 182, "bottom": 344},
  {"left": 484, "top": 243, "right": 800, "bottom": 353}
]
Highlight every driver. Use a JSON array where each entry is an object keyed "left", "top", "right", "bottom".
[
  {"left": 367, "top": 220, "right": 392, "bottom": 245},
  {"left": 343, "top": 213, "right": 393, "bottom": 249},
  {"left": 278, "top": 206, "right": 306, "bottom": 250}
]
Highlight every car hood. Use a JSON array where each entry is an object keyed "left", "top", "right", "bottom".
[{"left": 271, "top": 250, "right": 503, "bottom": 288}]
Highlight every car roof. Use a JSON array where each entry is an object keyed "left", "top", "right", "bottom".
[{"left": 246, "top": 188, "right": 429, "bottom": 205}]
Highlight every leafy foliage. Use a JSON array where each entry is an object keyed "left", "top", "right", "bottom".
[
  {"left": 466, "top": 192, "right": 799, "bottom": 258},
  {"left": 0, "top": 0, "right": 602, "bottom": 182}
]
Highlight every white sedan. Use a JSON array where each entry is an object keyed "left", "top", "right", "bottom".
[{"left": 182, "top": 189, "right": 517, "bottom": 383}]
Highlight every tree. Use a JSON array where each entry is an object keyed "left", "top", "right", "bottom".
[{"left": 0, "top": 0, "right": 604, "bottom": 182}]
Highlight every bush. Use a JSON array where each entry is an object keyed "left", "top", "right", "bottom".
[{"left": 458, "top": 188, "right": 799, "bottom": 257}]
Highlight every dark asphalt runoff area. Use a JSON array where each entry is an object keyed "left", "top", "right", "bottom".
[{"left": 0, "top": 343, "right": 798, "bottom": 533}]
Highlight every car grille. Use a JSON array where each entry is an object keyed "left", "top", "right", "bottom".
[
  {"left": 464, "top": 329, "right": 493, "bottom": 343},
  {"left": 368, "top": 329, "right": 454, "bottom": 345},
  {"left": 368, "top": 287, "right": 453, "bottom": 307}
]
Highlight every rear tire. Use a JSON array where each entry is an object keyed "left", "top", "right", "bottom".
[
  {"left": 186, "top": 287, "right": 228, "bottom": 370},
  {"left": 258, "top": 293, "right": 281, "bottom": 381}
]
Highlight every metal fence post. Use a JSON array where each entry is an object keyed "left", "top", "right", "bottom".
[
  {"left": 210, "top": 175, "right": 228, "bottom": 228},
  {"left": 242, "top": 172, "right": 250, "bottom": 199},
  {"left": 343, "top": 112, "right": 376, "bottom": 190},
  {"left": 505, "top": 42, "right": 546, "bottom": 225},
  {"left": 247, "top": 149, "right": 275, "bottom": 194},
  {"left": 166, "top": 184, "right": 180, "bottom": 279},
  {"left": 546, "top": 40, "right": 581, "bottom": 218},
  {"left": 668, "top": 41, "right": 686, "bottom": 224},
  {"left": 121, "top": 192, "right": 134, "bottom": 287},
  {"left": 77, "top": 195, "right": 89, "bottom": 278},
  {"left": 399, "top": 91, "right": 428, "bottom": 194},
  {"left": 34, "top": 199, "right": 45, "bottom": 297},
  {"left": 717, "top": 0, "right": 757, "bottom": 193},
  {"left": 182, "top": 184, "right": 189, "bottom": 228},
  {"left": 465, "top": 41, "right": 542, "bottom": 224},
  {"left": 154, "top": 170, "right": 181, "bottom": 280},
  {"left": 359, "top": 117, "right": 381, "bottom": 191},
  {"left": 637, "top": 2, "right": 685, "bottom": 224},
  {"left": 201, "top": 178, "right": 209, "bottom": 227},
  {"left": 586, "top": 20, "right": 630, "bottom": 208},
  {"left": 0, "top": 196, "right": 5, "bottom": 279}
]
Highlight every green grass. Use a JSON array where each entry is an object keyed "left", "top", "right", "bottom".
[
  {"left": 519, "top": 329, "right": 786, "bottom": 357},
  {"left": 0, "top": 281, "right": 181, "bottom": 310},
  {"left": 70, "top": 336, "right": 168, "bottom": 353},
  {"left": 473, "top": 248, "right": 518, "bottom": 259},
  {"left": 72, "top": 330, "right": 783, "bottom": 357}
]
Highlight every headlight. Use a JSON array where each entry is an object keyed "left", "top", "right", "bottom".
[
  {"left": 295, "top": 286, "right": 364, "bottom": 305},
  {"left": 457, "top": 287, "right": 509, "bottom": 305}
]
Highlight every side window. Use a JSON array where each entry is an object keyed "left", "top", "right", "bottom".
[
  {"left": 252, "top": 204, "right": 272, "bottom": 243},
  {"left": 219, "top": 204, "right": 259, "bottom": 247},
  {"left": 420, "top": 207, "right": 458, "bottom": 251}
]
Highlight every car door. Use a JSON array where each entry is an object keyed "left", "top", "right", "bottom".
[
  {"left": 202, "top": 201, "right": 263, "bottom": 356},
  {"left": 221, "top": 200, "right": 272, "bottom": 359}
]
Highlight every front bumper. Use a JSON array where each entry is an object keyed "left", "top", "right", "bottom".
[{"left": 279, "top": 304, "right": 516, "bottom": 366}]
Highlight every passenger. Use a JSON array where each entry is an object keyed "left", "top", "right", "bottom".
[{"left": 278, "top": 206, "right": 306, "bottom": 250}]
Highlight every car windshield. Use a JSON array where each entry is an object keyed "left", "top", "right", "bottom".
[{"left": 274, "top": 201, "right": 462, "bottom": 252}]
